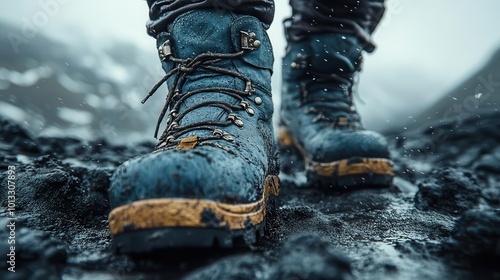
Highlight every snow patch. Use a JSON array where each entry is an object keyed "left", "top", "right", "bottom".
[
  {"left": 57, "top": 107, "right": 94, "bottom": 125},
  {"left": 0, "top": 102, "right": 28, "bottom": 122},
  {"left": 57, "top": 73, "right": 94, "bottom": 94},
  {"left": 85, "top": 94, "right": 102, "bottom": 108},
  {"left": 0, "top": 66, "right": 53, "bottom": 87}
]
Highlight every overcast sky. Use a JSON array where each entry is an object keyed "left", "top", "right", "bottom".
[{"left": 1, "top": 0, "right": 500, "bottom": 131}]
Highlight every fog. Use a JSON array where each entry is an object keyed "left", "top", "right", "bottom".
[{"left": 1, "top": 0, "right": 500, "bottom": 131}]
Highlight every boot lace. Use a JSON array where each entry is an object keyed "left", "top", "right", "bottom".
[
  {"left": 297, "top": 67, "right": 362, "bottom": 129},
  {"left": 142, "top": 36, "right": 261, "bottom": 151}
]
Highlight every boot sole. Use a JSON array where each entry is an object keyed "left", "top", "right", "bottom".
[
  {"left": 108, "top": 175, "right": 279, "bottom": 253},
  {"left": 278, "top": 126, "right": 394, "bottom": 190}
]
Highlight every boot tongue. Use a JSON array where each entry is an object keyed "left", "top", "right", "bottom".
[{"left": 170, "top": 11, "right": 235, "bottom": 58}]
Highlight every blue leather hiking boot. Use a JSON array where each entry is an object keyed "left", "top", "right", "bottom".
[
  {"left": 279, "top": 0, "right": 394, "bottom": 190},
  {"left": 108, "top": 9, "right": 279, "bottom": 253}
]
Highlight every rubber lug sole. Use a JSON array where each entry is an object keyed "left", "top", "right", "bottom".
[
  {"left": 278, "top": 126, "right": 394, "bottom": 190},
  {"left": 112, "top": 221, "right": 266, "bottom": 254},
  {"left": 109, "top": 175, "right": 279, "bottom": 253}
]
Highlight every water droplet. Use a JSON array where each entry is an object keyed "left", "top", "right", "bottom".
[{"left": 475, "top": 92, "right": 483, "bottom": 99}]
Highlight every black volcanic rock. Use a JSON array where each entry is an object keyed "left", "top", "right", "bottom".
[
  {"left": 414, "top": 168, "right": 481, "bottom": 215},
  {"left": 0, "top": 219, "right": 67, "bottom": 280},
  {"left": 185, "top": 254, "right": 268, "bottom": 280},
  {"left": 0, "top": 155, "right": 112, "bottom": 226},
  {"left": 0, "top": 115, "right": 39, "bottom": 154},
  {"left": 473, "top": 148, "right": 500, "bottom": 173},
  {"left": 451, "top": 209, "right": 500, "bottom": 257},
  {"left": 270, "top": 234, "right": 353, "bottom": 280},
  {"left": 0, "top": 109, "right": 499, "bottom": 278},
  {"left": 482, "top": 184, "right": 500, "bottom": 208}
]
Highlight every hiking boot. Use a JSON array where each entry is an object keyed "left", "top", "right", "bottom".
[
  {"left": 108, "top": 9, "right": 279, "bottom": 253},
  {"left": 279, "top": 0, "right": 394, "bottom": 190}
]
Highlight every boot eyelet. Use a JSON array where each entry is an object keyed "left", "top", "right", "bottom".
[
  {"left": 157, "top": 141, "right": 167, "bottom": 149},
  {"left": 235, "top": 119, "right": 244, "bottom": 127},
  {"left": 254, "top": 97, "right": 262, "bottom": 105},
  {"left": 228, "top": 113, "right": 244, "bottom": 127},
  {"left": 222, "top": 134, "right": 235, "bottom": 141},
  {"left": 239, "top": 101, "right": 249, "bottom": 109},
  {"left": 212, "top": 129, "right": 223, "bottom": 137},
  {"left": 158, "top": 40, "right": 172, "bottom": 61},
  {"left": 168, "top": 122, "right": 179, "bottom": 131},
  {"left": 246, "top": 107, "right": 255, "bottom": 116},
  {"left": 165, "top": 136, "right": 175, "bottom": 144},
  {"left": 240, "top": 31, "right": 261, "bottom": 50},
  {"left": 244, "top": 81, "right": 255, "bottom": 95}
]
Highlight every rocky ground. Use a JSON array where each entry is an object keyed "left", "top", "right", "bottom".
[{"left": 0, "top": 110, "right": 499, "bottom": 280}]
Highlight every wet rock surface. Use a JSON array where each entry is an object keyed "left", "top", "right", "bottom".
[
  {"left": 414, "top": 168, "right": 481, "bottom": 215},
  {"left": 0, "top": 219, "right": 67, "bottom": 280},
  {"left": 0, "top": 110, "right": 499, "bottom": 280},
  {"left": 269, "top": 234, "right": 353, "bottom": 280},
  {"left": 451, "top": 209, "right": 500, "bottom": 257}
]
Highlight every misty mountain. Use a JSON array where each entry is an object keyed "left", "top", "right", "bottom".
[
  {"left": 406, "top": 47, "right": 500, "bottom": 130},
  {"left": 0, "top": 21, "right": 165, "bottom": 143}
]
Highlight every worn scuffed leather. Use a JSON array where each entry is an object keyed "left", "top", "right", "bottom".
[{"left": 109, "top": 10, "right": 277, "bottom": 208}]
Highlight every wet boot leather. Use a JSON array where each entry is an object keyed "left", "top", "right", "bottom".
[
  {"left": 108, "top": 9, "right": 279, "bottom": 253},
  {"left": 279, "top": 0, "right": 394, "bottom": 189}
]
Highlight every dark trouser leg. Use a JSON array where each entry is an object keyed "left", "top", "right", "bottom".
[
  {"left": 145, "top": 0, "right": 275, "bottom": 37},
  {"left": 287, "top": 0, "right": 385, "bottom": 52}
]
